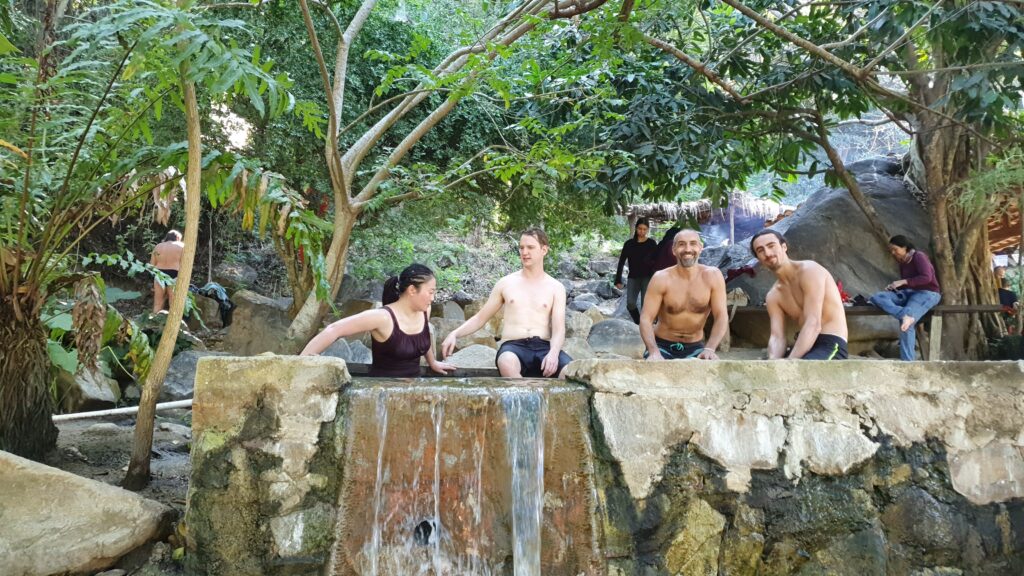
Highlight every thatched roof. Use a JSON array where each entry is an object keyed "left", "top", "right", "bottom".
[
  {"left": 626, "top": 192, "right": 788, "bottom": 224},
  {"left": 989, "top": 203, "right": 1021, "bottom": 253}
]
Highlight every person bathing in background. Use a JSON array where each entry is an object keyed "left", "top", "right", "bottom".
[
  {"left": 751, "top": 229, "right": 849, "bottom": 360},
  {"left": 442, "top": 228, "right": 572, "bottom": 379},
  {"left": 868, "top": 235, "right": 942, "bottom": 361},
  {"left": 151, "top": 230, "right": 183, "bottom": 313},
  {"left": 301, "top": 264, "right": 455, "bottom": 377},
  {"left": 615, "top": 217, "right": 659, "bottom": 324},
  {"left": 640, "top": 229, "right": 728, "bottom": 360}
]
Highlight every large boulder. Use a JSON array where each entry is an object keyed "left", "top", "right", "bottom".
[
  {"left": 588, "top": 319, "right": 644, "bottom": 359},
  {"left": 186, "top": 294, "right": 223, "bottom": 331},
  {"left": 0, "top": 451, "right": 173, "bottom": 575},
  {"left": 322, "top": 338, "right": 372, "bottom": 365},
  {"left": 160, "top": 350, "right": 233, "bottom": 402},
  {"left": 334, "top": 298, "right": 377, "bottom": 321},
  {"left": 562, "top": 337, "right": 596, "bottom": 361},
  {"left": 213, "top": 261, "right": 259, "bottom": 291},
  {"left": 716, "top": 158, "right": 928, "bottom": 306},
  {"left": 446, "top": 344, "right": 498, "bottom": 368},
  {"left": 221, "top": 289, "right": 292, "bottom": 355},
  {"left": 56, "top": 365, "right": 120, "bottom": 413},
  {"left": 335, "top": 273, "right": 383, "bottom": 303},
  {"left": 590, "top": 258, "right": 617, "bottom": 277},
  {"left": 443, "top": 301, "right": 465, "bottom": 321},
  {"left": 714, "top": 158, "right": 929, "bottom": 348}
]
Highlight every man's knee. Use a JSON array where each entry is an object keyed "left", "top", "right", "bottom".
[{"left": 496, "top": 351, "right": 522, "bottom": 377}]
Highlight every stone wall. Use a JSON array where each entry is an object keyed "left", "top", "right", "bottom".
[
  {"left": 566, "top": 359, "right": 1024, "bottom": 575},
  {"left": 186, "top": 357, "right": 1024, "bottom": 575}
]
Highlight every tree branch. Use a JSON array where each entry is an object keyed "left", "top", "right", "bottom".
[
  {"left": 642, "top": 33, "right": 748, "bottom": 102},
  {"left": 861, "top": 2, "right": 938, "bottom": 76}
]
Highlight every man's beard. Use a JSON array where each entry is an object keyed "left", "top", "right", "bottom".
[{"left": 677, "top": 255, "right": 697, "bottom": 268}]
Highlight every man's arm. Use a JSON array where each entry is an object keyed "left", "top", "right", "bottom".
[
  {"left": 787, "top": 268, "right": 826, "bottom": 359},
  {"left": 699, "top": 270, "right": 729, "bottom": 359},
  {"left": 766, "top": 290, "right": 788, "bottom": 359},
  {"left": 441, "top": 279, "right": 504, "bottom": 358},
  {"left": 540, "top": 282, "right": 567, "bottom": 377},
  {"left": 640, "top": 272, "right": 665, "bottom": 360}
]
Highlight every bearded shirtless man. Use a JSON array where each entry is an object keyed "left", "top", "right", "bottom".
[
  {"left": 750, "top": 229, "right": 849, "bottom": 360},
  {"left": 441, "top": 228, "right": 571, "bottom": 378},
  {"left": 640, "top": 229, "right": 728, "bottom": 360}
]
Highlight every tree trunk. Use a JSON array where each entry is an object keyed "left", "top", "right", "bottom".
[
  {"left": 0, "top": 303, "right": 59, "bottom": 460},
  {"left": 123, "top": 61, "right": 203, "bottom": 490},
  {"left": 282, "top": 207, "right": 358, "bottom": 352}
]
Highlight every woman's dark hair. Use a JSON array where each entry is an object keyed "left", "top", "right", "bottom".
[
  {"left": 633, "top": 217, "right": 650, "bottom": 240},
  {"left": 889, "top": 235, "right": 915, "bottom": 251},
  {"left": 382, "top": 263, "right": 435, "bottom": 305}
]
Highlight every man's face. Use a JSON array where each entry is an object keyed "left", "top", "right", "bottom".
[
  {"left": 519, "top": 235, "right": 548, "bottom": 267},
  {"left": 752, "top": 234, "right": 787, "bottom": 271},
  {"left": 673, "top": 231, "right": 702, "bottom": 268}
]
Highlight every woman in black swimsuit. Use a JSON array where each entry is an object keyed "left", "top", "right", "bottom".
[{"left": 300, "top": 264, "right": 455, "bottom": 377}]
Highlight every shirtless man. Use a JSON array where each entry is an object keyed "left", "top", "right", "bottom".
[
  {"left": 750, "top": 229, "right": 849, "bottom": 360},
  {"left": 151, "top": 230, "right": 184, "bottom": 313},
  {"left": 441, "top": 228, "right": 571, "bottom": 378},
  {"left": 640, "top": 229, "right": 728, "bottom": 360}
]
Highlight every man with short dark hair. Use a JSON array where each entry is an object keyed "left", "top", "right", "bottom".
[
  {"left": 442, "top": 228, "right": 572, "bottom": 378},
  {"left": 151, "top": 230, "right": 184, "bottom": 312},
  {"left": 750, "top": 229, "right": 849, "bottom": 360},
  {"left": 640, "top": 229, "right": 728, "bottom": 360}
]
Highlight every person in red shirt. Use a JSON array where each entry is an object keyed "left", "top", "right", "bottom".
[{"left": 868, "top": 235, "right": 942, "bottom": 361}]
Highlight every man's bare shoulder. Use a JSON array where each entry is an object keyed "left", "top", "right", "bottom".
[
  {"left": 794, "top": 259, "right": 832, "bottom": 283},
  {"left": 765, "top": 284, "right": 782, "bottom": 305},
  {"left": 699, "top": 264, "right": 725, "bottom": 283},
  {"left": 542, "top": 273, "right": 566, "bottom": 294}
]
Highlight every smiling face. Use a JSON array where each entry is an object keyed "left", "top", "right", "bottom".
[
  {"left": 752, "top": 233, "right": 788, "bottom": 271},
  {"left": 673, "top": 230, "right": 702, "bottom": 268},
  {"left": 519, "top": 234, "right": 548, "bottom": 269}
]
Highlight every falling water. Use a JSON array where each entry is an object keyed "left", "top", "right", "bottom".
[
  {"left": 369, "top": 389, "right": 390, "bottom": 576},
  {"left": 502, "top": 389, "right": 546, "bottom": 576}
]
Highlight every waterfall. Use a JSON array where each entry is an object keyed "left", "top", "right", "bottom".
[{"left": 502, "top": 389, "right": 546, "bottom": 576}]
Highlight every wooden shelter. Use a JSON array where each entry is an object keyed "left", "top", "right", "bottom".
[
  {"left": 625, "top": 192, "right": 790, "bottom": 246},
  {"left": 988, "top": 203, "right": 1022, "bottom": 253}
]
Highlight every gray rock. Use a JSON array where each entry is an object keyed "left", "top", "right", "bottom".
[
  {"left": 569, "top": 299, "right": 597, "bottom": 313},
  {"left": 558, "top": 278, "right": 574, "bottom": 297},
  {"left": 335, "top": 273, "right": 383, "bottom": 303},
  {"left": 322, "top": 338, "right": 351, "bottom": 361},
  {"left": 881, "top": 487, "right": 964, "bottom": 559},
  {"left": 160, "top": 351, "right": 232, "bottom": 402},
  {"left": 582, "top": 280, "right": 621, "bottom": 300},
  {"left": 221, "top": 289, "right": 292, "bottom": 355},
  {"left": 334, "top": 298, "right": 377, "bottom": 320},
  {"left": 451, "top": 290, "right": 474, "bottom": 306},
  {"left": 590, "top": 258, "right": 616, "bottom": 277},
  {"left": 96, "top": 570, "right": 127, "bottom": 576},
  {"left": 157, "top": 421, "right": 192, "bottom": 438},
  {"left": 443, "top": 301, "right": 465, "bottom": 321},
  {"left": 348, "top": 340, "right": 372, "bottom": 364},
  {"left": 664, "top": 498, "right": 726, "bottom": 576},
  {"left": 56, "top": 366, "right": 120, "bottom": 413},
  {"left": 0, "top": 451, "right": 172, "bottom": 575},
  {"left": 85, "top": 423, "right": 122, "bottom": 436},
  {"left": 565, "top": 309, "right": 594, "bottom": 339},
  {"left": 556, "top": 255, "right": 576, "bottom": 278},
  {"left": 572, "top": 293, "right": 601, "bottom": 306},
  {"left": 587, "top": 319, "right": 644, "bottom": 359},
  {"left": 796, "top": 526, "right": 887, "bottom": 576},
  {"left": 213, "top": 261, "right": 259, "bottom": 291},
  {"left": 186, "top": 294, "right": 223, "bottom": 331},
  {"left": 562, "top": 337, "right": 595, "bottom": 361},
  {"left": 446, "top": 344, "right": 497, "bottom": 368}
]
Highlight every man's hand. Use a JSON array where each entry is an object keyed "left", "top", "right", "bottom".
[
  {"left": 646, "top": 350, "right": 664, "bottom": 361},
  {"left": 541, "top": 350, "right": 561, "bottom": 377},
  {"left": 697, "top": 348, "right": 718, "bottom": 360},
  {"left": 429, "top": 360, "right": 456, "bottom": 375},
  {"left": 441, "top": 332, "right": 458, "bottom": 358}
]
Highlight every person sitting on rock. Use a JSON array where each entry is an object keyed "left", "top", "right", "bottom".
[
  {"left": 751, "top": 229, "right": 849, "bottom": 360},
  {"left": 441, "top": 228, "right": 572, "bottom": 378},
  {"left": 300, "top": 263, "right": 455, "bottom": 377},
  {"left": 868, "top": 235, "right": 942, "bottom": 361},
  {"left": 640, "top": 229, "right": 728, "bottom": 360},
  {"left": 614, "top": 217, "right": 659, "bottom": 324}
]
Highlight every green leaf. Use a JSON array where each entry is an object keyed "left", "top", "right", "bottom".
[
  {"left": 44, "top": 313, "right": 74, "bottom": 331},
  {"left": 105, "top": 287, "right": 142, "bottom": 303},
  {"left": 47, "top": 341, "right": 79, "bottom": 374},
  {"left": 0, "top": 32, "right": 18, "bottom": 56}
]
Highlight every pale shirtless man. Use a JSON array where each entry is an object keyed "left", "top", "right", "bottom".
[
  {"left": 151, "top": 230, "right": 184, "bottom": 313},
  {"left": 441, "top": 228, "right": 571, "bottom": 378},
  {"left": 750, "top": 229, "right": 849, "bottom": 360},
  {"left": 640, "top": 229, "right": 728, "bottom": 360}
]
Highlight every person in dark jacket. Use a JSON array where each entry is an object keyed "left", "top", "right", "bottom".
[
  {"left": 301, "top": 264, "right": 455, "bottom": 377},
  {"left": 869, "top": 235, "right": 942, "bottom": 361},
  {"left": 615, "top": 218, "right": 660, "bottom": 324}
]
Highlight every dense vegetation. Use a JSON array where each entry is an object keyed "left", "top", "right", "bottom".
[{"left": 2, "top": 0, "right": 1021, "bottom": 482}]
